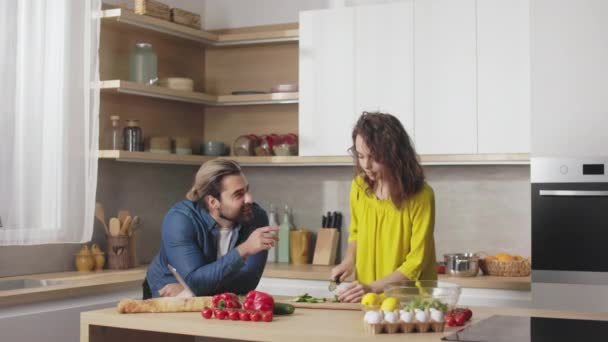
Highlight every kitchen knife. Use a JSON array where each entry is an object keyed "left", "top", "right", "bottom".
[
  {"left": 168, "top": 264, "right": 194, "bottom": 297},
  {"left": 322, "top": 215, "right": 327, "bottom": 228},
  {"left": 328, "top": 274, "right": 342, "bottom": 293},
  {"left": 334, "top": 212, "right": 342, "bottom": 230},
  {"left": 327, "top": 212, "right": 334, "bottom": 229}
]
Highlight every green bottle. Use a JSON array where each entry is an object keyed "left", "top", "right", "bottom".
[
  {"left": 129, "top": 43, "right": 158, "bottom": 85},
  {"left": 278, "top": 205, "right": 293, "bottom": 263}
]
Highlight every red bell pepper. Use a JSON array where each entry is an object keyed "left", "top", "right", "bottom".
[
  {"left": 243, "top": 290, "right": 275, "bottom": 312},
  {"left": 212, "top": 292, "right": 242, "bottom": 309}
]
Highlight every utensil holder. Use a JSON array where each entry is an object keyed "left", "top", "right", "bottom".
[
  {"left": 290, "top": 229, "right": 311, "bottom": 264},
  {"left": 107, "top": 235, "right": 131, "bottom": 270}
]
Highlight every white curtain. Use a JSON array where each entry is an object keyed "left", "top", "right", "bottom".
[{"left": 0, "top": 0, "right": 101, "bottom": 245}]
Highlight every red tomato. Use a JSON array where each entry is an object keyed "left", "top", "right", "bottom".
[
  {"left": 262, "top": 311, "right": 273, "bottom": 322},
  {"left": 446, "top": 316, "right": 456, "bottom": 326},
  {"left": 454, "top": 312, "right": 467, "bottom": 326},
  {"left": 201, "top": 308, "right": 213, "bottom": 319},
  {"left": 463, "top": 308, "right": 473, "bottom": 321},
  {"left": 250, "top": 312, "right": 262, "bottom": 322},
  {"left": 239, "top": 311, "right": 251, "bottom": 321},
  {"left": 214, "top": 309, "right": 227, "bottom": 320},
  {"left": 228, "top": 310, "right": 240, "bottom": 321}
]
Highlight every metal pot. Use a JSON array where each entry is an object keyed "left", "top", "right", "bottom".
[{"left": 443, "top": 253, "right": 480, "bottom": 277}]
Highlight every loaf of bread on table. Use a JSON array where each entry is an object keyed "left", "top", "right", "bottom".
[{"left": 117, "top": 296, "right": 211, "bottom": 313}]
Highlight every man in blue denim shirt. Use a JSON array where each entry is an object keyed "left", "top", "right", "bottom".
[{"left": 144, "top": 159, "right": 279, "bottom": 298}]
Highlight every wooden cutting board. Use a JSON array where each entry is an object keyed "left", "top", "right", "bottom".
[
  {"left": 274, "top": 296, "right": 360, "bottom": 311},
  {"left": 195, "top": 296, "right": 361, "bottom": 311}
]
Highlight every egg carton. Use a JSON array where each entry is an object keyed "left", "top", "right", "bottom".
[{"left": 363, "top": 321, "right": 445, "bottom": 335}]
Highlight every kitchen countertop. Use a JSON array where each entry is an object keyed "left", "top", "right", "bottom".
[
  {"left": 1, "top": 263, "right": 530, "bottom": 307},
  {"left": 262, "top": 263, "right": 531, "bottom": 291},
  {"left": 0, "top": 267, "right": 147, "bottom": 308},
  {"left": 81, "top": 304, "right": 608, "bottom": 342}
]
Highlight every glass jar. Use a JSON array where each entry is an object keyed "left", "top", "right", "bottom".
[
  {"left": 105, "top": 115, "right": 123, "bottom": 150},
  {"left": 129, "top": 43, "right": 158, "bottom": 85},
  {"left": 123, "top": 120, "right": 143, "bottom": 152}
]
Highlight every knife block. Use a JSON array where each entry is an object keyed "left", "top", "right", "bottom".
[{"left": 313, "top": 228, "right": 340, "bottom": 265}]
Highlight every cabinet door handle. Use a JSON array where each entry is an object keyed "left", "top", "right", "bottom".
[{"left": 539, "top": 190, "right": 608, "bottom": 197}]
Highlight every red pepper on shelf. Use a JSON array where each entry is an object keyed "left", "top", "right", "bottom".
[
  {"left": 212, "top": 292, "right": 242, "bottom": 309},
  {"left": 243, "top": 290, "right": 275, "bottom": 312}
]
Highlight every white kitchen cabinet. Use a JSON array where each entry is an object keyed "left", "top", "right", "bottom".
[
  {"left": 478, "top": 0, "right": 530, "bottom": 154},
  {"left": 414, "top": 0, "right": 477, "bottom": 155},
  {"left": 300, "top": 1, "right": 530, "bottom": 158},
  {"left": 531, "top": 0, "right": 608, "bottom": 157},
  {"left": 354, "top": 2, "right": 415, "bottom": 134},
  {"left": 299, "top": 8, "right": 356, "bottom": 157}
]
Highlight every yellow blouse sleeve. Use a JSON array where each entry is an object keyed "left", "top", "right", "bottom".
[
  {"left": 398, "top": 185, "right": 436, "bottom": 280},
  {"left": 348, "top": 178, "right": 361, "bottom": 242}
]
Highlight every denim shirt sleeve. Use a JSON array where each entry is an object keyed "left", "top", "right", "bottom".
[
  {"left": 162, "top": 210, "right": 244, "bottom": 295},
  {"left": 218, "top": 207, "right": 269, "bottom": 294}
]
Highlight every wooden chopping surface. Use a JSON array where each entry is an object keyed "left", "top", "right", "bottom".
[{"left": 274, "top": 296, "right": 361, "bottom": 311}]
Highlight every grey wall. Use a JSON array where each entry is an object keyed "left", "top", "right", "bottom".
[{"left": 0, "top": 162, "right": 530, "bottom": 277}]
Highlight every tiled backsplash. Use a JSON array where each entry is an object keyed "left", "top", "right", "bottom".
[{"left": 0, "top": 162, "right": 530, "bottom": 278}]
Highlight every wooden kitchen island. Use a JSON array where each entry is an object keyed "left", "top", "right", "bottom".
[{"left": 81, "top": 304, "right": 608, "bottom": 342}]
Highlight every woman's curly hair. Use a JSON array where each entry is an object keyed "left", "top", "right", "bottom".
[{"left": 350, "top": 112, "right": 425, "bottom": 208}]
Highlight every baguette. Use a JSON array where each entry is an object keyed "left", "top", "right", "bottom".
[{"left": 117, "top": 296, "right": 212, "bottom": 313}]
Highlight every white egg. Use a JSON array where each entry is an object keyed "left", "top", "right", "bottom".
[
  {"left": 415, "top": 310, "right": 429, "bottom": 322},
  {"left": 400, "top": 310, "right": 415, "bottom": 323},
  {"left": 364, "top": 311, "right": 382, "bottom": 324},
  {"left": 430, "top": 310, "right": 444, "bottom": 322},
  {"left": 384, "top": 311, "right": 398, "bottom": 323}
]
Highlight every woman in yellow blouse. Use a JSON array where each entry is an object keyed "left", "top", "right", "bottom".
[{"left": 332, "top": 112, "right": 437, "bottom": 303}]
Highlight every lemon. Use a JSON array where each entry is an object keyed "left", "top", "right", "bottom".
[
  {"left": 380, "top": 297, "right": 400, "bottom": 311},
  {"left": 360, "top": 293, "right": 381, "bottom": 306}
]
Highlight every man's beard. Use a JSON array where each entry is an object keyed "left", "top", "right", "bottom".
[{"left": 219, "top": 203, "right": 254, "bottom": 224}]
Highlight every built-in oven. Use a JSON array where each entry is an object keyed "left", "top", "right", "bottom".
[{"left": 531, "top": 157, "right": 608, "bottom": 312}]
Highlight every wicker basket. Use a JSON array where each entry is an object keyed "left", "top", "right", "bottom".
[
  {"left": 135, "top": 0, "right": 170, "bottom": 21},
  {"left": 479, "top": 258, "right": 531, "bottom": 277},
  {"left": 170, "top": 8, "right": 202, "bottom": 29}
]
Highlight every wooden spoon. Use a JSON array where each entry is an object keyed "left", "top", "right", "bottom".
[
  {"left": 109, "top": 217, "right": 121, "bottom": 237},
  {"left": 119, "top": 216, "right": 132, "bottom": 236},
  {"left": 95, "top": 203, "right": 109, "bottom": 235},
  {"left": 118, "top": 210, "right": 131, "bottom": 225},
  {"left": 129, "top": 216, "right": 141, "bottom": 236}
]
